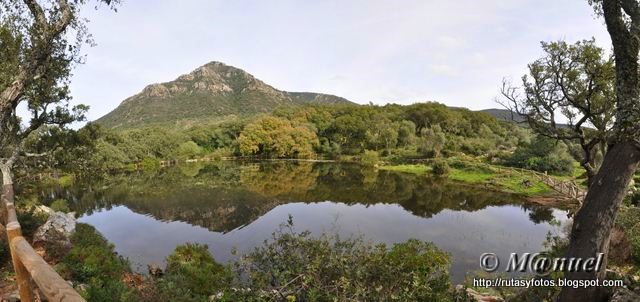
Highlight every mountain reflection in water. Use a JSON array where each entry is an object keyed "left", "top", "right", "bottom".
[{"left": 37, "top": 161, "right": 567, "bottom": 283}]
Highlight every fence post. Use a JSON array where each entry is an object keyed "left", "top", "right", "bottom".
[
  {"left": 3, "top": 184, "right": 35, "bottom": 302},
  {"left": 6, "top": 222, "right": 34, "bottom": 302}
]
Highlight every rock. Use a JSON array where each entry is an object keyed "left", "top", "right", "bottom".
[
  {"left": 454, "top": 285, "right": 503, "bottom": 302},
  {"left": 34, "top": 205, "right": 55, "bottom": 216},
  {"left": 33, "top": 211, "right": 77, "bottom": 247},
  {"left": 610, "top": 287, "right": 640, "bottom": 302},
  {"left": 466, "top": 288, "right": 504, "bottom": 302}
]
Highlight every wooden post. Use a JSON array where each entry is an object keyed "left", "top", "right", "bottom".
[
  {"left": 6, "top": 222, "right": 34, "bottom": 302},
  {"left": 3, "top": 184, "right": 34, "bottom": 302}
]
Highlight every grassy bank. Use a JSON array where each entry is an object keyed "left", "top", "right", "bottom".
[{"left": 380, "top": 161, "right": 554, "bottom": 196}]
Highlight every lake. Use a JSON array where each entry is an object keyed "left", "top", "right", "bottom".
[{"left": 41, "top": 161, "right": 567, "bottom": 283}]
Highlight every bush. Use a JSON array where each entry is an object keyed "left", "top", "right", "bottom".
[
  {"left": 360, "top": 149, "right": 380, "bottom": 167},
  {"left": 175, "top": 141, "right": 204, "bottom": 160},
  {"left": 616, "top": 207, "right": 640, "bottom": 264},
  {"left": 63, "top": 225, "right": 131, "bottom": 282},
  {"left": 232, "top": 220, "right": 452, "bottom": 301},
  {"left": 158, "top": 243, "right": 232, "bottom": 298},
  {"left": 432, "top": 160, "right": 450, "bottom": 176},
  {"left": 50, "top": 199, "right": 70, "bottom": 213}
]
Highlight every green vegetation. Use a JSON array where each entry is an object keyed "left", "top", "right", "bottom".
[
  {"left": 359, "top": 149, "right": 380, "bottom": 166},
  {"left": 431, "top": 160, "right": 450, "bottom": 176},
  {"left": 505, "top": 135, "right": 575, "bottom": 176},
  {"left": 150, "top": 219, "right": 453, "bottom": 301},
  {"left": 238, "top": 116, "right": 318, "bottom": 158},
  {"left": 616, "top": 207, "right": 640, "bottom": 264},
  {"left": 379, "top": 164, "right": 430, "bottom": 174},
  {"left": 381, "top": 161, "right": 553, "bottom": 196},
  {"left": 55, "top": 224, "right": 137, "bottom": 302},
  {"left": 152, "top": 243, "right": 232, "bottom": 301},
  {"left": 59, "top": 101, "right": 580, "bottom": 181},
  {"left": 50, "top": 199, "right": 70, "bottom": 213},
  {"left": 50, "top": 219, "right": 456, "bottom": 301}
]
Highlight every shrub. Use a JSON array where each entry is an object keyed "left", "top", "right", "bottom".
[
  {"left": 54, "top": 224, "right": 139, "bottom": 301},
  {"left": 616, "top": 207, "right": 640, "bottom": 264},
  {"left": 159, "top": 243, "right": 232, "bottom": 297},
  {"left": 62, "top": 224, "right": 130, "bottom": 281},
  {"left": 432, "top": 160, "right": 450, "bottom": 176},
  {"left": 360, "top": 149, "right": 380, "bottom": 167},
  {"left": 232, "top": 220, "right": 452, "bottom": 301},
  {"left": 175, "top": 141, "right": 204, "bottom": 160},
  {"left": 50, "top": 199, "right": 70, "bottom": 213}
]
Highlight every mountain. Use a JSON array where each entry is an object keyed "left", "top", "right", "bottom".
[
  {"left": 96, "top": 61, "right": 354, "bottom": 129},
  {"left": 479, "top": 108, "right": 526, "bottom": 123}
]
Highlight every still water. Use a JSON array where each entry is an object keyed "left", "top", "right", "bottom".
[{"left": 47, "top": 161, "right": 567, "bottom": 283}]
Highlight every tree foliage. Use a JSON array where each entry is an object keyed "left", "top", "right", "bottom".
[
  {"left": 0, "top": 0, "right": 117, "bottom": 175},
  {"left": 238, "top": 116, "right": 318, "bottom": 158},
  {"left": 500, "top": 39, "right": 615, "bottom": 184}
]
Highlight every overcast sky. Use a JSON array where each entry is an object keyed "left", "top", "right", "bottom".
[{"left": 70, "top": 0, "right": 610, "bottom": 122}]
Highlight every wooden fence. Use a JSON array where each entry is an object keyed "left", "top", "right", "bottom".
[{"left": 2, "top": 184, "right": 85, "bottom": 302}]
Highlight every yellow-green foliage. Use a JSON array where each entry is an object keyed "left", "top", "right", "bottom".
[
  {"left": 360, "top": 149, "right": 380, "bottom": 166},
  {"left": 140, "top": 157, "right": 161, "bottom": 171},
  {"left": 58, "top": 175, "right": 74, "bottom": 187},
  {"left": 238, "top": 116, "right": 319, "bottom": 158},
  {"left": 380, "top": 164, "right": 430, "bottom": 174},
  {"left": 50, "top": 199, "right": 70, "bottom": 213}
]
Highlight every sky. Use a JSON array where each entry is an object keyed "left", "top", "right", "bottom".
[{"left": 69, "top": 0, "right": 611, "bottom": 123}]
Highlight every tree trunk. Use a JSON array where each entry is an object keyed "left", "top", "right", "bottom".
[
  {"left": 557, "top": 142, "right": 640, "bottom": 302},
  {"left": 0, "top": 163, "right": 13, "bottom": 241}
]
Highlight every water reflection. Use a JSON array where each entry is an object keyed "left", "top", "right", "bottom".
[{"left": 36, "top": 162, "right": 567, "bottom": 283}]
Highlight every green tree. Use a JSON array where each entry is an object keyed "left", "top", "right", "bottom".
[
  {"left": 500, "top": 39, "right": 615, "bottom": 185},
  {"left": 397, "top": 120, "right": 417, "bottom": 147},
  {"left": 418, "top": 125, "right": 446, "bottom": 158},
  {"left": 174, "top": 141, "right": 204, "bottom": 160},
  {"left": 0, "top": 3, "right": 118, "bottom": 285},
  {"left": 238, "top": 116, "right": 319, "bottom": 158},
  {"left": 507, "top": 135, "right": 575, "bottom": 175},
  {"left": 366, "top": 116, "right": 399, "bottom": 151}
]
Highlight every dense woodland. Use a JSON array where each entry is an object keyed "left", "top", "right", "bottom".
[{"left": 21, "top": 102, "right": 580, "bottom": 179}]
